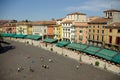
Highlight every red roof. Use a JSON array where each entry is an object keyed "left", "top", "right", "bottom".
[
  {"left": 67, "top": 12, "right": 86, "bottom": 15},
  {"left": 32, "top": 21, "right": 56, "bottom": 25},
  {"left": 62, "top": 20, "right": 74, "bottom": 24},
  {"left": 105, "top": 22, "right": 120, "bottom": 28},
  {"left": 104, "top": 9, "right": 120, "bottom": 12},
  {"left": 73, "top": 22, "right": 88, "bottom": 27},
  {"left": 88, "top": 18, "right": 111, "bottom": 24}
]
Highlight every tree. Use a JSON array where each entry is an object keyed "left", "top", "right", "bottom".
[
  {"left": 21, "top": 19, "right": 30, "bottom": 22},
  {"left": 11, "top": 20, "right": 17, "bottom": 23},
  {"left": 95, "top": 61, "right": 100, "bottom": 66},
  {"left": 25, "top": 19, "right": 29, "bottom": 22},
  {"left": 17, "top": 27, "right": 25, "bottom": 34}
]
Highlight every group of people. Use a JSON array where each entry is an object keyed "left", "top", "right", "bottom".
[
  {"left": 17, "top": 66, "right": 34, "bottom": 72},
  {"left": 40, "top": 57, "right": 53, "bottom": 69},
  {"left": 17, "top": 55, "right": 83, "bottom": 73},
  {"left": 17, "top": 56, "right": 53, "bottom": 72}
]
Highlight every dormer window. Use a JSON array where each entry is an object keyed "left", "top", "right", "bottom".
[{"left": 110, "top": 12, "right": 112, "bottom": 16}]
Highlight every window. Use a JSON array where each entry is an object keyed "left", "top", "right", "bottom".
[
  {"left": 116, "top": 37, "right": 120, "bottom": 45},
  {"left": 93, "top": 26, "right": 95, "bottom": 28},
  {"left": 71, "top": 31, "right": 75, "bottom": 33},
  {"left": 68, "top": 33, "right": 70, "bottom": 37},
  {"left": 106, "top": 13, "right": 107, "bottom": 17},
  {"left": 110, "top": 12, "right": 112, "bottom": 16},
  {"left": 109, "top": 29, "right": 112, "bottom": 32},
  {"left": 89, "top": 35, "right": 90, "bottom": 39},
  {"left": 79, "top": 35, "right": 83, "bottom": 40},
  {"left": 118, "top": 29, "right": 120, "bottom": 33},
  {"left": 102, "top": 36, "right": 104, "bottom": 41},
  {"left": 71, "top": 35, "right": 75, "bottom": 38},
  {"left": 68, "top": 29, "right": 70, "bottom": 31},
  {"left": 79, "top": 30, "right": 83, "bottom": 33},
  {"left": 98, "top": 26, "right": 99, "bottom": 28},
  {"left": 97, "top": 36, "right": 99, "bottom": 40},
  {"left": 66, "top": 28, "right": 67, "bottom": 31},
  {"left": 44, "top": 29, "right": 46, "bottom": 33},
  {"left": 102, "top": 30, "right": 104, "bottom": 33},
  {"left": 89, "top": 29, "right": 91, "bottom": 32},
  {"left": 97, "top": 30, "right": 99, "bottom": 33},
  {"left": 93, "top": 29, "right": 95, "bottom": 32},
  {"left": 109, "top": 36, "right": 112, "bottom": 43},
  {"left": 93, "top": 35, "right": 94, "bottom": 40},
  {"left": 102, "top": 26, "right": 104, "bottom": 28}
]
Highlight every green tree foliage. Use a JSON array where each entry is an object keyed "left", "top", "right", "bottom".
[{"left": 95, "top": 61, "right": 100, "bottom": 66}]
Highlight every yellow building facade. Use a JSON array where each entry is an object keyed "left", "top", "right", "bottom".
[
  {"left": 53, "top": 25, "right": 62, "bottom": 41},
  {"left": 88, "top": 18, "right": 111, "bottom": 47},
  {"left": 16, "top": 22, "right": 32, "bottom": 35},
  {"left": 104, "top": 22, "right": 120, "bottom": 51}
]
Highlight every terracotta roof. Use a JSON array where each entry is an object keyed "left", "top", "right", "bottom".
[
  {"left": 16, "top": 22, "right": 31, "bottom": 25},
  {"left": 88, "top": 16, "right": 100, "bottom": 21},
  {"left": 88, "top": 18, "right": 111, "bottom": 24},
  {"left": 61, "top": 20, "right": 74, "bottom": 24},
  {"left": 32, "top": 21, "right": 56, "bottom": 25},
  {"left": 67, "top": 12, "right": 86, "bottom": 15},
  {"left": 105, "top": 22, "right": 120, "bottom": 28},
  {"left": 51, "top": 24, "right": 61, "bottom": 27},
  {"left": 104, "top": 9, "right": 120, "bottom": 12},
  {"left": 73, "top": 22, "right": 88, "bottom": 27},
  {"left": 2, "top": 23, "right": 16, "bottom": 27}
]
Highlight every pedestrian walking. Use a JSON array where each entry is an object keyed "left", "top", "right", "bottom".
[
  {"left": 17, "top": 66, "right": 23, "bottom": 72},
  {"left": 48, "top": 59, "right": 52, "bottom": 62},
  {"left": 42, "top": 64, "right": 49, "bottom": 69},
  {"left": 76, "top": 65, "right": 79, "bottom": 69},
  {"left": 40, "top": 57, "right": 44, "bottom": 62},
  {"left": 80, "top": 62, "right": 83, "bottom": 65},
  {"left": 29, "top": 67, "right": 34, "bottom": 72},
  {"left": 17, "top": 67, "right": 21, "bottom": 72}
]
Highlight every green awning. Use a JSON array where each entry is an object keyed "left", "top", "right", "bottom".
[
  {"left": 13, "top": 34, "right": 26, "bottom": 38},
  {"left": 43, "top": 38, "right": 57, "bottom": 43},
  {"left": 25, "top": 35, "right": 42, "bottom": 40},
  {"left": 111, "top": 54, "right": 120, "bottom": 64},
  {"left": 56, "top": 41, "right": 70, "bottom": 47},
  {"left": 95, "top": 53, "right": 112, "bottom": 60},
  {"left": 95, "top": 49, "right": 118, "bottom": 60},
  {"left": 66, "top": 43, "right": 88, "bottom": 51},
  {"left": 83, "top": 46, "right": 101, "bottom": 55},
  {"left": 1, "top": 33, "right": 15, "bottom": 37}
]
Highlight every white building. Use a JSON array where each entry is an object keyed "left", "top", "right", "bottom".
[
  {"left": 32, "top": 21, "right": 56, "bottom": 40},
  {"left": 63, "top": 12, "right": 87, "bottom": 22},
  {"left": 104, "top": 9, "right": 120, "bottom": 23},
  {"left": 61, "top": 20, "right": 73, "bottom": 42},
  {"left": 61, "top": 12, "right": 87, "bottom": 42}
]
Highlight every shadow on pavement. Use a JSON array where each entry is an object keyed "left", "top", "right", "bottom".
[
  {"left": 0, "top": 45, "right": 15, "bottom": 54},
  {"left": 0, "top": 41, "right": 11, "bottom": 45}
]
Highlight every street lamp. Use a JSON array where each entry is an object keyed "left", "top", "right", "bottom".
[{"left": 79, "top": 54, "right": 82, "bottom": 62}]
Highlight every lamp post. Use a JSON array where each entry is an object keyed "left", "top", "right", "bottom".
[
  {"left": 79, "top": 54, "right": 82, "bottom": 62},
  {"left": 104, "top": 61, "right": 107, "bottom": 70}
]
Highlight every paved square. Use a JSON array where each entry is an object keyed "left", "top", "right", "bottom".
[{"left": 0, "top": 40, "right": 120, "bottom": 80}]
